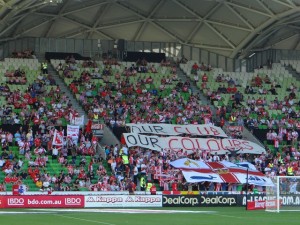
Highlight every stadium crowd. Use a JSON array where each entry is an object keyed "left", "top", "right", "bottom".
[{"left": 0, "top": 53, "right": 299, "bottom": 194}]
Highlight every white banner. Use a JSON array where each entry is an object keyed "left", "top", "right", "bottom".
[
  {"left": 71, "top": 115, "right": 84, "bottom": 126},
  {"left": 126, "top": 123, "right": 228, "bottom": 137},
  {"left": 84, "top": 195, "right": 162, "bottom": 208},
  {"left": 123, "top": 133, "right": 265, "bottom": 155},
  {"left": 67, "top": 125, "right": 80, "bottom": 144},
  {"left": 171, "top": 158, "right": 273, "bottom": 186}
]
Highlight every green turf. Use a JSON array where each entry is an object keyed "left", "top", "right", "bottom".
[{"left": 0, "top": 207, "right": 300, "bottom": 225}]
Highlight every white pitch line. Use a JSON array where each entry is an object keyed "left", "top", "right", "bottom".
[
  {"left": 34, "top": 208, "right": 217, "bottom": 214},
  {"left": 54, "top": 214, "right": 116, "bottom": 225},
  {"left": 215, "top": 214, "right": 244, "bottom": 219},
  {"left": 0, "top": 212, "right": 53, "bottom": 214}
]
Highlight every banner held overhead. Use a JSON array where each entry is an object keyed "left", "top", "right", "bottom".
[
  {"left": 123, "top": 133, "right": 265, "bottom": 155},
  {"left": 126, "top": 123, "right": 228, "bottom": 137}
]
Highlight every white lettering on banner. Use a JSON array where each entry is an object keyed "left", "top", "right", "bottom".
[
  {"left": 244, "top": 196, "right": 300, "bottom": 206},
  {"left": 126, "top": 123, "right": 228, "bottom": 137},
  {"left": 8, "top": 198, "right": 24, "bottom": 206},
  {"left": 65, "top": 198, "right": 82, "bottom": 205},
  {"left": 201, "top": 196, "right": 236, "bottom": 205},
  {"left": 163, "top": 196, "right": 199, "bottom": 206},
  {"left": 123, "top": 133, "right": 265, "bottom": 154},
  {"left": 255, "top": 201, "right": 265, "bottom": 208},
  {"left": 84, "top": 195, "right": 162, "bottom": 208}
]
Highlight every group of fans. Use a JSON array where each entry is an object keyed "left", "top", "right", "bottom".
[{"left": 0, "top": 53, "right": 300, "bottom": 194}]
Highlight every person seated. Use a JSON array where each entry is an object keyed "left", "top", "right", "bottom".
[
  {"left": 91, "top": 69, "right": 101, "bottom": 78},
  {"left": 202, "top": 73, "right": 208, "bottom": 82},
  {"left": 269, "top": 85, "right": 277, "bottom": 95},
  {"left": 220, "top": 85, "right": 227, "bottom": 94},
  {"left": 256, "top": 97, "right": 263, "bottom": 105},
  {"left": 146, "top": 76, "right": 153, "bottom": 84},
  {"left": 289, "top": 90, "right": 296, "bottom": 99},
  {"left": 56, "top": 63, "right": 63, "bottom": 71},
  {"left": 217, "top": 85, "right": 223, "bottom": 93},
  {"left": 235, "top": 78, "right": 241, "bottom": 87},
  {"left": 288, "top": 84, "right": 297, "bottom": 92},
  {"left": 200, "top": 62, "right": 206, "bottom": 71},
  {"left": 254, "top": 74, "right": 262, "bottom": 87},
  {"left": 264, "top": 75, "right": 271, "bottom": 84},
  {"left": 191, "top": 63, "right": 199, "bottom": 74},
  {"left": 229, "top": 85, "right": 237, "bottom": 94},
  {"left": 216, "top": 74, "right": 222, "bottom": 82},
  {"left": 115, "top": 72, "right": 120, "bottom": 80},
  {"left": 228, "top": 77, "right": 235, "bottom": 86},
  {"left": 172, "top": 73, "right": 178, "bottom": 81},
  {"left": 150, "top": 65, "right": 157, "bottom": 73},
  {"left": 245, "top": 85, "right": 255, "bottom": 94},
  {"left": 4, "top": 70, "right": 14, "bottom": 77}
]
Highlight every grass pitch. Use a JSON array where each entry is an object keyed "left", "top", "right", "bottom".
[{"left": 0, "top": 207, "right": 299, "bottom": 225}]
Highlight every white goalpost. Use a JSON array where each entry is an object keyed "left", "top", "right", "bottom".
[{"left": 266, "top": 176, "right": 300, "bottom": 212}]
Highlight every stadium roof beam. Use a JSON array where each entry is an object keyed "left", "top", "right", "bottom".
[
  {"left": 272, "top": 0, "right": 294, "bottom": 9},
  {"left": 33, "top": 1, "right": 109, "bottom": 18},
  {"left": 266, "top": 31, "right": 299, "bottom": 47},
  {"left": 226, "top": 2, "right": 272, "bottom": 18},
  {"left": 204, "top": 21, "right": 236, "bottom": 49},
  {"left": 292, "top": 34, "right": 300, "bottom": 50},
  {"left": 116, "top": 1, "right": 184, "bottom": 43},
  {"left": 45, "top": 0, "right": 70, "bottom": 37},
  {"left": 230, "top": 7, "right": 300, "bottom": 58},
  {"left": 256, "top": 0, "right": 275, "bottom": 16},
  {"left": 86, "top": 3, "right": 111, "bottom": 39},
  {"left": 185, "top": 2, "right": 222, "bottom": 44},
  {"left": 0, "top": 13, "right": 27, "bottom": 36},
  {"left": 96, "top": 19, "right": 144, "bottom": 30},
  {"left": 61, "top": 16, "right": 114, "bottom": 40},
  {"left": 133, "top": 0, "right": 165, "bottom": 41},
  {"left": 192, "top": 43, "right": 233, "bottom": 51},
  {"left": 224, "top": 2, "right": 254, "bottom": 30}
]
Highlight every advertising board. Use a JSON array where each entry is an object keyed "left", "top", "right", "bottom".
[
  {"left": 85, "top": 195, "right": 162, "bottom": 208},
  {"left": 0, "top": 195, "right": 84, "bottom": 208},
  {"left": 162, "top": 195, "right": 201, "bottom": 207}
]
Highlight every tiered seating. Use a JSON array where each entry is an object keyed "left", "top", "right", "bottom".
[
  {"left": 281, "top": 59, "right": 300, "bottom": 73},
  {"left": 0, "top": 57, "right": 104, "bottom": 192},
  {"left": 182, "top": 61, "right": 299, "bottom": 118},
  {"left": 51, "top": 59, "right": 203, "bottom": 126}
]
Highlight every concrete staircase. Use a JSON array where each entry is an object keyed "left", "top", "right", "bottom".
[{"left": 34, "top": 52, "right": 88, "bottom": 123}]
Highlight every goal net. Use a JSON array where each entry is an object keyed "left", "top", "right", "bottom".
[{"left": 266, "top": 176, "right": 300, "bottom": 212}]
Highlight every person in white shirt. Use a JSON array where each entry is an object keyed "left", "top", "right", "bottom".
[
  {"left": 0, "top": 157, "right": 5, "bottom": 168},
  {"left": 52, "top": 147, "right": 59, "bottom": 160},
  {"left": 213, "top": 153, "right": 220, "bottom": 162}
]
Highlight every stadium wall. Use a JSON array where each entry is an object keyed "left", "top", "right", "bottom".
[
  {"left": 1, "top": 193, "right": 299, "bottom": 208},
  {"left": 0, "top": 37, "right": 235, "bottom": 71}
]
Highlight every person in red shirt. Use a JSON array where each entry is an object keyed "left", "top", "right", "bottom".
[
  {"left": 150, "top": 183, "right": 157, "bottom": 195},
  {"left": 254, "top": 75, "right": 262, "bottom": 87},
  {"left": 34, "top": 137, "right": 41, "bottom": 147},
  {"left": 202, "top": 73, "right": 208, "bottom": 82},
  {"left": 231, "top": 85, "right": 237, "bottom": 93},
  {"left": 146, "top": 76, "right": 153, "bottom": 84},
  {"left": 256, "top": 97, "right": 263, "bottom": 105}
]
